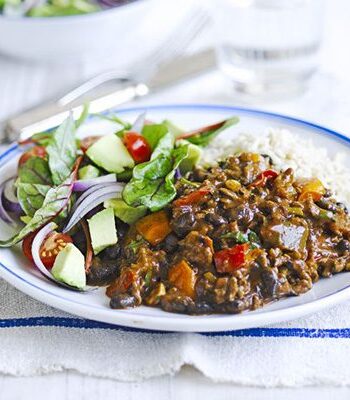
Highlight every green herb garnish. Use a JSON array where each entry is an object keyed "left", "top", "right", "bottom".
[
  {"left": 179, "top": 178, "right": 201, "bottom": 187},
  {"left": 221, "top": 231, "right": 249, "bottom": 243},
  {"left": 144, "top": 270, "right": 152, "bottom": 287},
  {"left": 126, "top": 238, "right": 145, "bottom": 254}
]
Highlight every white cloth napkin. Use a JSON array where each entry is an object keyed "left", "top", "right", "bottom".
[{"left": 2, "top": 277, "right": 350, "bottom": 387}]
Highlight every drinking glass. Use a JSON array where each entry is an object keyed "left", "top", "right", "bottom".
[{"left": 214, "top": 0, "right": 325, "bottom": 99}]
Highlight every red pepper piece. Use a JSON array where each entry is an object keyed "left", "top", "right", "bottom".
[
  {"left": 214, "top": 243, "right": 249, "bottom": 273},
  {"left": 173, "top": 188, "right": 211, "bottom": 207},
  {"left": 251, "top": 169, "right": 278, "bottom": 187}
]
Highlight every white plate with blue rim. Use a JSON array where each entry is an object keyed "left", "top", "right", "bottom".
[{"left": 1, "top": 103, "right": 350, "bottom": 333}]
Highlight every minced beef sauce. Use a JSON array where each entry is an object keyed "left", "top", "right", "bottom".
[{"left": 94, "top": 152, "right": 350, "bottom": 314}]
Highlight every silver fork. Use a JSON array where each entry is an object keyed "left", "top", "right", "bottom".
[
  {"left": 2, "top": 7, "right": 211, "bottom": 142},
  {"left": 59, "top": 8, "right": 210, "bottom": 106}
]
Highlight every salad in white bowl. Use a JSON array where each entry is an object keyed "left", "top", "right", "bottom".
[
  {"left": 0, "top": 0, "right": 155, "bottom": 61},
  {"left": 0, "top": 0, "right": 136, "bottom": 17}
]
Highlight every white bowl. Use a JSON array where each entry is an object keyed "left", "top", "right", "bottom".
[{"left": 0, "top": 0, "right": 154, "bottom": 62}]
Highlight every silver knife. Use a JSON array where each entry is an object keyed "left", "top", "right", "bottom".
[{"left": 2, "top": 48, "right": 216, "bottom": 143}]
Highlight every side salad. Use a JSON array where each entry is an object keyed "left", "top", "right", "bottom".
[
  {"left": 0, "top": 111, "right": 238, "bottom": 291},
  {"left": 0, "top": 0, "right": 134, "bottom": 17}
]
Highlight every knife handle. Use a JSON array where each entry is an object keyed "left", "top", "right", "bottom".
[{"left": 2, "top": 73, "right": 149, "bottom": 143}]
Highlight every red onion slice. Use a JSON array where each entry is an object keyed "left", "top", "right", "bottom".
[
  {"left": 71, "top": 182, "right": 124, "bottom": 216},
  {"left": 174, "top": 168, "right": 182, "bottom": 180},
  {"left": 73, "top": 173, "right": 117, "bottom": 192},
  {"left": 0, "top": 179, "right": 18, "bottom": 226},
  {"left": 3, "top": 178, "right": 22, "bottom": 215},
  {"left": 31, "top": 222, "right": 96, "bottom": 292},
  {"left": 31, "top": 222, "right": 57, "bottom": 281},
  {"left": 64, "top": 184, "right": 123, "bottom": 233}
]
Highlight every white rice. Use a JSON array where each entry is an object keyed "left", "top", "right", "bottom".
[{"left": 202, "top": 128, "right": 350, "bottom": 208}]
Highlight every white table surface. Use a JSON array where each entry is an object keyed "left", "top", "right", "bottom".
[{"left": 1, "top": 1, "right": 350, "bottom": 398}]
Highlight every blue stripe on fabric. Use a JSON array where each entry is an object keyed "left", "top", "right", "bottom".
[{"left": 1, "top": 317, "right": 350, "bottom": 338}]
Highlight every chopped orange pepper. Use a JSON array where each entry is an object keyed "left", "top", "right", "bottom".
[
  {"left": 168, "top": 260, "right": 196, "bottom": 298},
  {"left": 135, "top": 210, "right": 171, "bottom": 246},
  {"left": 298, "top": 178, "right": 325, "bottom": 201}
]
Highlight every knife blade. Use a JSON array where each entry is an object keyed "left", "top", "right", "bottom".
[{"left": 1, "top": 48, "right": 216, "bottom": 143}]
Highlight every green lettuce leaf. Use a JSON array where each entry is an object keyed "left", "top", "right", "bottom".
[
  {"left": 17, "top": 182, "right": 51, "bottom": 217},
  {"left": 132, "top": 131, "right": 174, "bottom": 181},
  {"left": 0, "top": 168, "right": 77, "bottom": 247},
  {"left": 141, "top": 123, "right": 168, "bottom": 150},
  {"left": 16, "top": 156, "right": 53, "bottom": 217},
  {"left": 123, "top": 133, "right": 190, "bottom": 212},
  {"left": 143, "top": 144, "right": 189, "bottom": 211},
  {"left": 176, "top": 139, "right": 202, "bottom": 174},
  {"left": 18, "top": 156, "right": 52, "bottom": 185},
  {"left": 46, "top": 114, "right": 77, "bottom": 185}
]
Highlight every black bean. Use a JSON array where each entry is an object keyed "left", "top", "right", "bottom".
[
  {"left": 337, "top": 240, "right": 350, "bottom": 253},
  {"left": 171, "top": 211, "right": 195, "bottom": 236},
  {"left": 101, "top": 244, "right": 120, "bottom": 259},
  {"left": 72, "top": 231, "right": 87, "bottom": 254},
  {"left": 259, "top": 201, "right": 277, "bottom": 216},
  {"left": 226, "top": 205, "right": 254, "bottom": 225},
  {"left": 205, "top": 212, "right": 227, "bottom": 226},
  {"left": 260, "top": 269, "right": 279, "bottom": 298},
  {"left": 110, "top": 294, "right": 137, "bottom": 309},
  {"left": 116, "top": 221, "right": 129, "bottom": 238},
  {"left": 238, "top": 206, "right": 254, "bottom": 225},
  {"left": 163, "top": 233, "right": 179, "bottom": 253},
  {"left": 221, "top": 299, "right": 247, "bottom": 313},
  {"left": 160, "top": 296, "right": 194, "bottom": 313},
  {"left": 86, "top": 259, "right": 119, "bottom": 286},
  {"left": 190, "top": 168, "right": 207, "bottom": 182},
  {"left": 188, "top": 301, "right": 213, "bottom": 315}
]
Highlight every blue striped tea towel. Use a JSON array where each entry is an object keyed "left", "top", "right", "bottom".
[{"left": 1, "top": 278, "right": 350, "bottom": 386}]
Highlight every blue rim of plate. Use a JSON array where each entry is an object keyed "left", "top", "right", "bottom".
[{"left": 1, "top": 103, "right": 350, "bottom": 336}]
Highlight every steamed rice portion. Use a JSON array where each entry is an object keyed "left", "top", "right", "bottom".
[{"left": 201, "top": 128, "right": 350, "bottom": 208}]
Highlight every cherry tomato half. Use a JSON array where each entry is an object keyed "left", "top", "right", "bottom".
[
  {"left": 40, "top": 232, "right": 73, "bottom": 269},
  {"left": 123, "top": 132, "right": 151, "bottom": 163},
  {"left": 80, "top": 136, "right": 100, "bottom": 153},
  {"left": 22, "top": 232, "right": 36, "bottom": 264},
  {"left": 18, "top": 146, "right": 47, "bottom": 167},
  {"left": 22, "top": 231, "right": 73, "bottom": 269}
]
